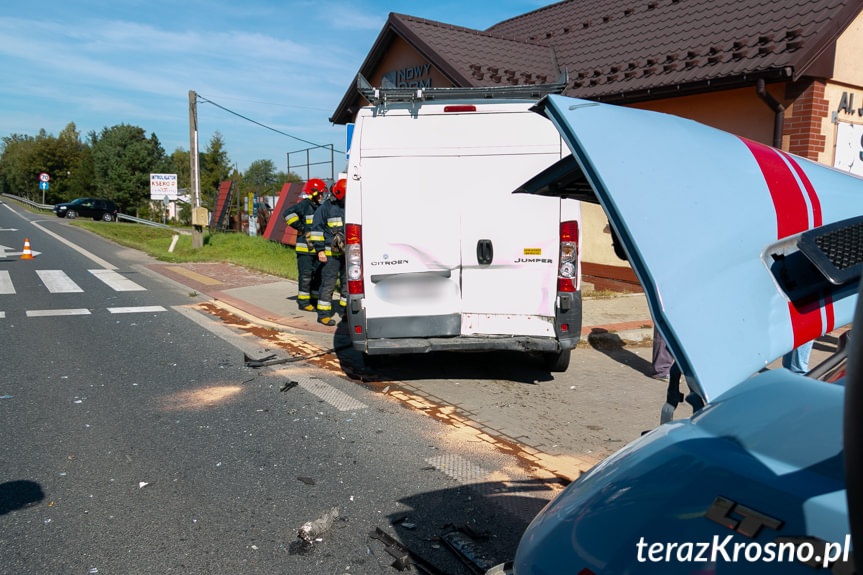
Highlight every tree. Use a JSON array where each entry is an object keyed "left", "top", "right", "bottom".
[
  {"left": 199, "top": 131, "right": 231, "bottom": 202},
  {"left": 276, "top": 170, "right": 302, "bottom": 185},
  {"left": 169, "top": 148, "right": 191, "bottom": 192},
  {"left": 89, "top": 124, "right": 169, "bottom": 212},
  {"left": 48, "top": 123, "right": 90, "bottom": 202},
  {"left": 0, "top": 134, "right": 37, "bottom": 199},
  {"left": 244, "top": 159, "right": 278, "bottom": 195}
]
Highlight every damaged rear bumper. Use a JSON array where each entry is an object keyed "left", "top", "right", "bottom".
[{"left": 360, "top": 334, "right": 579, "bottom": 356}]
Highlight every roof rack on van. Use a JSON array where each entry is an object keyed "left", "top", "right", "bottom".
[{"left": 356, "top": 70, "right": 569, "bottom": 105}]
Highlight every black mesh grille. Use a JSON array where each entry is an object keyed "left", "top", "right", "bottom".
[{"left": 813, "top": 221, "right": 863, "bottom": 271}]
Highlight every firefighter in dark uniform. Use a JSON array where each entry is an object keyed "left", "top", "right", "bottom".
[
  {"left": 310, "top": 178, "right": 347, "bottom": 326},
  {"left": 283, "top": 178, "right": 325, "bottom": 311}
]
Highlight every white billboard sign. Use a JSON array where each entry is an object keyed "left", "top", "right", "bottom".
[
  {"left": 833, "top": 122, "right": 863, "bottom": 178},
  {"left": 150, "top": 173, "right": 179, "bottom": 200}
]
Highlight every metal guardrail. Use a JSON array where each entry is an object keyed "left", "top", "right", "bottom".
[
  {"left": 1, "top": 193, "right": 53, "bottom": 211},
  {"left": 117, "top": 213, "right": 190, "bottom": 234},
  {"left": 1, "top": 193, "right": 190, "bottom": 235}
]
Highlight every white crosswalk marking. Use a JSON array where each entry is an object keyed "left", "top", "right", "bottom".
[
  {"left": 36, "top": 270, "right": 83, "bottom": 293},
  {"left": 89, "top": 269, "right": 146, "bottom": 291},
  {"left": 0, "top": 271, "right": 13, "bottom": 294},
  {"left": 27, "top": 309, "right": 91, "bottom": 317},
  {"left": 108, "top": 306, "right": 166, "bottom": 314}
]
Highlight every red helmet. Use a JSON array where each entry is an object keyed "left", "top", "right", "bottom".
[
  {"left": 332, "top": 178, "right": 347, "bottom": 200},
  {"left": 302, "top": 178, "right": 326, "bottom": 198}
]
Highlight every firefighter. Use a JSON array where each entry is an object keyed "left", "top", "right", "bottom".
[
  {"left": 283, "top": 178, "right": 325, "bottom": 311},
  {"left": 310, "top": 178, "right": 347, "bottom": 326}
]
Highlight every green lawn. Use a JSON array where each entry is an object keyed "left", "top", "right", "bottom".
[{"left": 73, "top": 221, "right": 298, "bottom": 280}]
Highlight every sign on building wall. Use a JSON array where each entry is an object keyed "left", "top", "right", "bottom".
[
  {"left": 150, "top": 173, "right": 179, "bottom": 200},
  {"left": 382, "top": 63, "right": 432, "bottom": 89},
  {"left": 833, "top": 122, "right": 863, "bottom": 177}
]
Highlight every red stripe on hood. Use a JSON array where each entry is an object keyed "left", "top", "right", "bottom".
[
  {"left": 779, "top": 149, "right": 835, "bottom": 334},
  {"left": 741, "top": 138, "right": 829, "bottom": 345}
]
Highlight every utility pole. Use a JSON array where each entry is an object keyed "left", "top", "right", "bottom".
[{"left": 189, "top": 90, "right": 203, "bottom": 249}]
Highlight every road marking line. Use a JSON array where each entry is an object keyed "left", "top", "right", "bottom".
[
  {"left": 108, "top": 306, "right": 167, "bottom": 314},
  {"left": 29, "top": 220, "right": 117, "bottom": 270},
  {"left": 0, "top": 271, "right": 14, "bottom": 294},
  {"left": 37, "top": 270, "right": 83, "bottom": 293},
  {"left": 26, "top": 309, "right": 91, "bottom": 317},
  {"left": 0, "top": 312, "right": 5, "bottom": 318},
  {"left": 165, "top": 265, "right": 223, "bottom": 286},
  {"left": 90, "top": 269, "right": 146, "bottom": 291}
]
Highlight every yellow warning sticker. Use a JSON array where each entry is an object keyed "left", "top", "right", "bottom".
[{"left": 523, "top": 248, "right": 542, "bottom": 255}]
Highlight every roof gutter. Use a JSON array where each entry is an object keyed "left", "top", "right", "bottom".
[{"left": 756, "top": 78, "right": 785, "bottom": 149}]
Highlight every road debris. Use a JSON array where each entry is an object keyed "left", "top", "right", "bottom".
[
  {"left": 245, "top": 345, "right": 351, "bottom": 368},
  {"left": 369, "top": 527, "right": 446, "bottom": 574},
  {"left": 298, "top": 506, "right": 339, "bottom": 545},
  {"left": 441, "top": 529, "right": 497, "bottom": 574},
  {"left": 280, "top": 380, "right": 299, "bottom": 392},
  {"left": 297, "top": 476, "right": 315, "bottom": 486}
]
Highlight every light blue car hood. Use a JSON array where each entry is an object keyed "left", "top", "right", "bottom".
[{"left": 529, "top": 95, "right": 863, "bottom": 402}]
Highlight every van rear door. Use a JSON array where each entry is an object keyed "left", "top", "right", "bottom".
[
  {"left": 356, "top": 103, "right": 566, "bottom": 339},
  {"left": 455, "top": 109, "right": 565, "bottom": 337}
]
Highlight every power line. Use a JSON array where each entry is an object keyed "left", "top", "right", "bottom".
[{"left": 196, "top": 94, "right": 344, "bottom": 154}]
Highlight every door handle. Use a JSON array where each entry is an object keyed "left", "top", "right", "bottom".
[{"left": 477, "top": 239, "right": 494, "bottom": 265}]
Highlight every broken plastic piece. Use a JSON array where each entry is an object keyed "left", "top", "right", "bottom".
[
  {"left": 369, "top": 527, "right": 447, "bottom": 574},
  {"left": 442, "top": 530, "right": 497, "bottom": 573},
  {"left": 298, "top": 506, "right": 339, "bottom": 544},
  {"left": 281, "top": 380, "right": 299, "bottom": 392}
]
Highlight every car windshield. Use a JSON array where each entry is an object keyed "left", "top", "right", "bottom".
[{"left": 69, "top": 198, "right": 88, "bottom": 205}]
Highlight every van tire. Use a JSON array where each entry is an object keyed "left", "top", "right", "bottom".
[{"left": 543, "top": 349, "right": 571, "bottom": 372}]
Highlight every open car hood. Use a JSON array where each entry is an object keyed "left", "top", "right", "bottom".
[{"left": 522, "top": 95, "right": 863, "bottom": 402}]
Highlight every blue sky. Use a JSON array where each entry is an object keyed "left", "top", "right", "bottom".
[{"left": 1, "top": 0, "right": 550, "bottom": 178}]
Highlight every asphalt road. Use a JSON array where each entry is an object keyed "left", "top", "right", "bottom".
[{"left": 0, "top": 203, "right": 558, "bottom": 574}]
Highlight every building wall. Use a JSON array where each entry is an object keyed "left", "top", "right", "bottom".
[
  {"left": 367, "top": 36, "right": 452, "bottom": 91},
  {"left": 820, "top": 9, "right": 863, "bottom": 167}
]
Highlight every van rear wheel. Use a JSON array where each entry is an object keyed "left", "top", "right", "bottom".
[{"left": 543, "top": 349, "right": 571, "bottom": 372}]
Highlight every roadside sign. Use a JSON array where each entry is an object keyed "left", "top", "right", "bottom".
[
  {"left": 39, "top": 181, "right": 49, "bottom": 190},
  {"left": 39, "top": 173, "right": 50, "bottom": 183},
  {"left": 150, "top": 173, "right": 178, "bottom": 200}
]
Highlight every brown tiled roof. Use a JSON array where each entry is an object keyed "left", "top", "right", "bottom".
[
  {"left": 390, "top": 14, "right": 560, "bottom": 87},
  {"left": 487, "top": 0, "right": 863, "bottom": 101},
  {"left": 330, "top": 0, "right": 863, "bottom": 124}
]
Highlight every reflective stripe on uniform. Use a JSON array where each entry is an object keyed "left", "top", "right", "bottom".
[
  {"left": 285, "top": 214, "right": 299, "bottom": 225},
  {"left": 309, "top": 232, "right": 325, "bottom": 242},
  {"left": 296, "top": 243, "right": 311, "bottom": 252},
  {"left": 317, "top": 300, "right": 332, "bottom": 311},
  {"left": 327, "top": 217, "right": 343, "bottom": 228},
  {"left": 297, "top": 291, "right": 311, "bottom": 301},
  {"left": 305, "top": 216, "right": 314, "bottom": 224}
]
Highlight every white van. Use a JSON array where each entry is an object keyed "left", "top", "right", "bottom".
[{"left": 342, "top": 78, "right": 582, "bottom": 371}]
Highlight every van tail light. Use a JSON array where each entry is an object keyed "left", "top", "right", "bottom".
[
  {"left": 346, "top": 223, "right": 364, "bottom": 295},
  {"left": 558, "top": 220, "right": 579, "bottom": 293}
]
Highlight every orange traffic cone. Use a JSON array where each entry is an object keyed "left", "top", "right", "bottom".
[{"left": 20, "top": 238, "right": 34, "bottom": 259}]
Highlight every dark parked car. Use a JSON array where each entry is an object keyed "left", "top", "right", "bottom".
[{"left": 53, "top": 198, "right": 118, "bottom": 221}]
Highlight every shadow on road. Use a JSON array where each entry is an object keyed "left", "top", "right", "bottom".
[
  {"left": 285, "top": 478, "right": 552, "bottom": 574},
  {"left": 0, "top": 480, "right": 44, "bottom": 515},
  {"left": 585, "top": 329, "right": 654, "bottom": 376}
]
